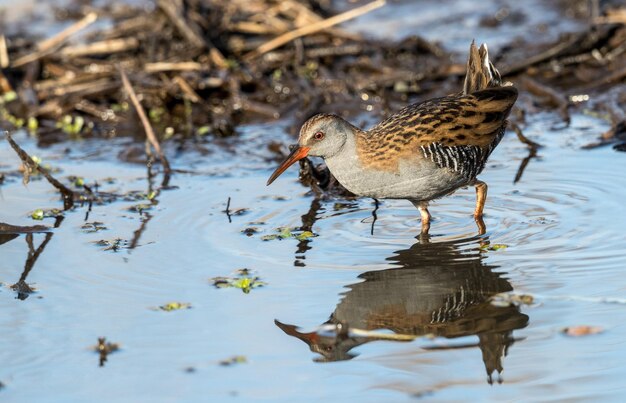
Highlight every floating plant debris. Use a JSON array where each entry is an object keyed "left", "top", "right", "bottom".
[
  {"left": 261, "top": 227, "right": 316, "bottom": 241},
  {"left": 211, "top": 269, "right": 266, "bottom": 294}
]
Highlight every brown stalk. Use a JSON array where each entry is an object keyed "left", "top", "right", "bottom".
[
  {"left": 0, "top": 35, "right": 9, "bottom": 68},
  {"left": 157, "top": 0, "right": 227, "bottom": 68},
  {"left": 244, "top": 0, "right": 385, "bottom": 60},
  {"left": 11, "top": 12, "right": 98, "bottom": 67},
  {"left": 172, "top": 76, "right": 201, "bottom": 103},
  {"left": 119, "top": 68, "right": 172, "bottom": 180},
  {"left": 144, "top": 62, "right": 203, "bottom": 73},
  {"left": 520, "top": 76, "right": 570, "bottom": 125},
  {"left": 59, "top": 38, "right": 139, "bottom": 58}
]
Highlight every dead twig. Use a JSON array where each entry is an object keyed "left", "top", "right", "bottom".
[
  {"left": 11, "top": 12, "right": 98, "bottom": 67},
  {"left": 119, "top": 68, "right": 172, "bottom": 184},
  {"left": 520, "top": 76, "right": 570, "bottom": 126},
  {"left": 0, "top": 34, "right": 9, "bottom": 68},
  {"left": 500, "top": 32, "right": 584, "bottom": 76},
  {"left": 172, "top": 76, "right": 201, "bottom": 103},
  {"left": 59, "top": 38, "right": 139, "bottom": 58},
  {"left": 144, "top": 62, "right": 204, "bottom": 73},
  {"left": 5, "top": 132, "right": 75, "bottom": 210},
  {"left": 244, "top": 0, "right": 385, "bottom": 60},
  {"left": 157, "top": 0, "right": 227, "bottom": 68}
]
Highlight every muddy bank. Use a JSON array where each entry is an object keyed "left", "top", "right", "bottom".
[{"left": 0, "top": 0, "right": 624, "bottom": 151}]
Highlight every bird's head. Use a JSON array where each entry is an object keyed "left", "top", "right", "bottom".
[{"left": 267, "top": 114, "right": 354, "bottom": 185}]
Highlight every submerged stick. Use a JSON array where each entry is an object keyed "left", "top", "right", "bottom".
[
  {"left": 119, "top": 68, "right": 172, "bottom": 180},
  {"left": 244, "top": 0, "right": 385, "bottom": 60},
  {"left": 5, "top": 132, "right": 75, "bottom": 210}
]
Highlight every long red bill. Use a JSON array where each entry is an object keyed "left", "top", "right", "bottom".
[{"left": 266, "top": 146, "right": 310, "bottom": 186}]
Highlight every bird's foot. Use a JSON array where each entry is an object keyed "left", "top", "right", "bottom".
[{"left": 474, "top": 214, "right": 486, "bottom": 235}]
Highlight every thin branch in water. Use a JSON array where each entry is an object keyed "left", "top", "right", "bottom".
[
  {"left": 6, "top": 132, "right": 75, "bottom": 210},
  {"left": 224, "top": 197, "right": 232, "bottom": 223},
  {"left": 510, "top": 122, "right": 542, "bottom": 149},
  {"left": 129, "top": 213, "right": 153, "bottom": 250},
  {"left": 119, "top": 67, "right": 172, "bottom": 186},
  {"left": 510, "top": 124, "right": 540, "bottom": 184},
  {"left": 514, "top": 148, "right": 538, "bottom": 184}
]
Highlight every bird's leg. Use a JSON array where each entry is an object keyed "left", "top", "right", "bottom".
[
  {"left": 410, "top": 200, "right": 431, "bottom": 235},
  {"left": 370, "top": 198, "right": 379, "bottom": 236},
  {"left": 473, "top": 180, "right": 487, "bottom": 235},
  {"left": 475, "top": 215, "right": 486, "bottom": 235},
  {"left": 419, "top": 203, "right": 431, "bottom": 226},
  {"left": 474, "top": 180, "right": 488, "bottom": 218},
  {"left": 409, "top": 200, "right": 431, "bottom": 235}
]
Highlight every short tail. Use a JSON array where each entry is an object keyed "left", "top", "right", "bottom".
[{"left": 463, "top": 41, "right": 503, "bottom": 94}]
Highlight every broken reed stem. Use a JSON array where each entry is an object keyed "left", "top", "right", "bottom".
[
  {"left": 244, "top": 0, "right": 386, "bottom": 60},
  {"left": 0, "top": 35, "right": 9, "bottom": 68},
  {"left": 520, "top": 76, "right": 570, "bottom": 126},
  {"left": 5, "top": 132, "right": 75, "bottom": 210},
  {"left": 11, "top": 12, "right": 98, "bottom": 67},
  {"left": 118, "top": 68, "right": 172, "bottom": 179},
  {"left": 157, "top": 0, "right": 227, "bottom": 68},
  {"left": 144, "top": 61, "right": 203, "bottom": 73},
  {"left": 59, "top": 37, "right": 139, "bottom": 57}
]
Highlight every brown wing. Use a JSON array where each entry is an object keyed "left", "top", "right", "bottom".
[{"left": 356, "top": 86, "right": 518, "bottom": 173}]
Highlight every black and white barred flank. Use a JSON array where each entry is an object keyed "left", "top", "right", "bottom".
[{"left": 420, "top": 127, "right": 505, "bottom": 181}]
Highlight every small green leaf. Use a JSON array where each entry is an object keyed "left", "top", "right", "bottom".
[
  {"left": 27, "top": 117, "right": 39, "bottom": 132},
  {"left": 210, "top": 271, "right": 266, "bottom": 294},
  {"left": 197, "top": 126, "right": 211, "bottom": 136},
  {"left": 261, "top": 227, "right": 317, "bottom": 241},
  {"left": 295, "top": 231, "right": 314, "bottom": 241},
  {"left": 2, "top": 91, "right": 17, "bottom": 103},
  {"left": 30, "top": 208, "right": 62, "bottom": 220},
  {"left": 157, "top": 302, "right": 192, "bottom": 312},
  {"left": 481, "top": 243, "right": 508, "bottom": 251}
]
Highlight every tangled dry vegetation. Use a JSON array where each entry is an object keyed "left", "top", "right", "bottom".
[{"left": 0, "top": 0, "right": 624, "bottom": 148}]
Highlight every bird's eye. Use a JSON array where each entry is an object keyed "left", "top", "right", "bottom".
[{"left": 314, "top": 131, "right": 325, "bottom": 140}]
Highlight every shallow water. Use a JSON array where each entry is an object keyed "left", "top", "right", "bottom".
[{"left": 2, "top": 0, "right": 626, "bottom": 401}]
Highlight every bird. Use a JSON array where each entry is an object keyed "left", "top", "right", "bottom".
[{"left": 267, "top": 41, "right": 517, "bottom": 234}]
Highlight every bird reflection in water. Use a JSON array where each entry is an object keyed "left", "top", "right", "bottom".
[{"left": 276, "top": 230, "right": 529, "bottom": 384}]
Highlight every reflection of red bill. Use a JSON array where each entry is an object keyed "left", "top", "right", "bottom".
[{"left": 266, "top": 146, "right": 310, "bottom": 186}]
